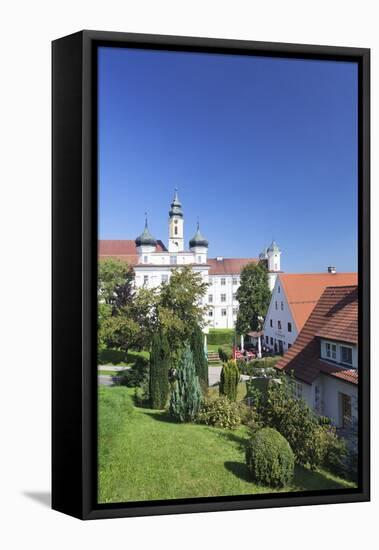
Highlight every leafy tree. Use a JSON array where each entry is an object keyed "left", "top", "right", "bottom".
[
  {"left": 149, "top": 332, "right": 170, "bottom": 409},
  {"left": 219, "top": 359, "right": 240, "bottom": 401},
  {"left": 169, "top": 346, "right": 203, "bottom": 422},
  {"left": 190, "top": 324, "right": 209, "bottom": 391},
  {"left": 236, "top": 262, "right": 271, "bottom": 335},
  {"left": 157, "top": 266, "right": 208, "bottom": 355},
  {"left": 98, "top": 258, "right": 134, "bottom": 311}
]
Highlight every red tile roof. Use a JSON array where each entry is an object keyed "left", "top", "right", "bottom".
[
  {"left": 279, "top": 273, "right": 358, "bottom": 332},
  {"left": 208, "top": 258, "right": 258, "bottom": 275},
  {"left": 276, "top": 285, "right": 358, "bottom": 385},
  {"left": 99, "top": 239, "right": 167, "bottom": 265}
]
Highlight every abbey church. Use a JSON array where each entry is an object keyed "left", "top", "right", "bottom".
[{"left": 99, "top": 190, "right": 282, "bottom": 329}]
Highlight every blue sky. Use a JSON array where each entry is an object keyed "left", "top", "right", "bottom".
[{"left": 98, "top": 47, "right": 358, "bottom": 273}]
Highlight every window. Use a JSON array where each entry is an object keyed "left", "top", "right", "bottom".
[
  {"left": 265, "top": 336, "right": 269, "bottom": 344},
  {"left": 161, "top": 274, "right": 168, "bottom": 284},
  {"left": 221, "top": 309, "right": 227, "bottom": 316},
  {"left": 143, "top": 275, "right": 148, "bottom": 285},
  {"left": 278, "top": 320, "right": 282, "bottom": 330},
  {"left": 233, "top": 293, "right": 237, "bottom": 300},
  {"left": 197, "top": 255, "right": 202, "bottom": 263},
  {"left": 270, "top": 319, "right": 273, "bottom": 328},
  {"left": 341, "top": 346, "right": 353, "bottom": 365},
  {"left": 326, "top": 342, "right": 337, "bottom": 360},
  {"left": 293, "top": 381, "right": 302, "bottom": 399},
  {"left": 232, "top": 277, "right": 238, "bottom": 285},
  {"left": 281, "top": 301, "right": 284, "bottom": 310},
  {"left": 288, "top": 322, "right": 292, "bottom": 333},
  {"left": 221, "top": 293, "right": 226, "bottom": 302},
  {"left": 233, "top": 307, "right": 238, "bottom": 316},
  {"left": 288, "top": 343, "right": 292, "bottom": 349},
  {"left": 275, "top": 301, "right": 278, "bottom": 310},
  {"left": 340, "top": 393, "right": 352, "bottom": 428},
  {"left": 221, "top": 278, "right": 226, "bottom": 286},
  {"left": 208, "top": 310, "right": 213, "bottom": 317},
  {"left": 278, "top": 286, "right": 281, "bottom": 293},
  {"left": 209, "top": 278, "right": 213, "bottom": 285},
  {"left": 170, "top": 255, "right": 177, "bottom": 265},
  {"left": 143, "top": 255, "right": 148, "bottom": 264},
  {"left": 174, "top": 226, "right": 178, "bottom": 235},
  {"left": 270, "top": 337, "right": 273, "bottom": 346},
  {"left": 208, "top": 294, "right": 213, "bottom": 303}
]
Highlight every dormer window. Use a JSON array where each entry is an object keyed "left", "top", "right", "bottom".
[
  {"left": 341, "top": 345, "right": 353, "bottom": 365},
  {"left": 326, "top": 342, "right": 337, "bottom": 360}
]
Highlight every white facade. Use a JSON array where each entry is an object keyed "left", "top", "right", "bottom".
[
  {"left": 133, "top": 191, "right": 282, "bottom": 330},
  {"left": 263, "top": 276, "right": 296, "bottom": 353},
  {"left": 294, "top": 370, "right": 358, "bottom": 429},
  {"left": 206, "top": 273, "right": 240, "bottom": 329}
]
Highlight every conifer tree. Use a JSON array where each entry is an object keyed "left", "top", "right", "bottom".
[
  {"left": 169, "top": 346, "right": 203, "bottom": 422},
  {"left": 190, "top": 324, "right": 209, "bottom": 392},
  {"left": 149, "top": 332, "right": 170, "bottom": 409},
  {"left": 219, "top": 360, "right": 240, "bottom": 401}
]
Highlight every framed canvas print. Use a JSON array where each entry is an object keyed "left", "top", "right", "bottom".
[{"left": 52, "top": 30, "right": 370, "bottom": 520}]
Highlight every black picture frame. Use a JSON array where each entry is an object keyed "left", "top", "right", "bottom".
[{"left": 52, "top": 30, "right": 370, "bottom": 520}]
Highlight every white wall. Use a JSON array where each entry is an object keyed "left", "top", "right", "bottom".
[
  {"left": 319, "top": 375, "right": 358, "bottom": 427},
  {"left": 2, "top": 1, "right": 378, "bottom": 549},
  {"left": 263, "top": 276, "right": 297, "bottom": 352}
]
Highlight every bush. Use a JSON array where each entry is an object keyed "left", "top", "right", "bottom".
[
  {"left": 219, "top": 360, "right": 240, "bottom": 401},
  {"left": 197, "top": 396, "right": 241, "bottom": 429},
  {"left": 117, "top": 356, "right": 149, "bottom": 387},
  {"left": 208, "top": 329, "right": 235, "bottom": 346},
  {"left": 191, "top": 324, "right": 209, "bottom": 391},
  {"left": 259, "top": 375, "right": 324, "bottom": 468},
  {"left": 245, "top": 428, "right": 295, "bottom": 487},
  {"left": 320, "top": 427, "right": 348, "bottom": 477}
]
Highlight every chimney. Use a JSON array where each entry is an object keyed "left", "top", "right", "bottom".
[{"left": 328, "top": 266, "right": 336, "bottom": 274}]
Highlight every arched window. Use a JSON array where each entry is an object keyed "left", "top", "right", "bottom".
[{"left": 174, "top": 226, "right": 178, "bottom": 235}]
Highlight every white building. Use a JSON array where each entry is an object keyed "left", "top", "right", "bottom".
[
  {"left": 263, "top": 271, "right": 358, "bottom": 355},
  {"left": 276, "top": 285, "right": 358, "bottom": 432},
  {"left": 99, "top": 190, "right": 281, "bottom": 330}
]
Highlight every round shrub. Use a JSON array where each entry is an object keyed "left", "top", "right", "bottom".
[
  {"left": 197, "top": 396, "right": 241, "bottom": 429},
  {"left": 245, "top": 427, "right": 294, "bottom": 487}
]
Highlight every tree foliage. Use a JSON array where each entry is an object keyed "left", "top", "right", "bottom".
[
  {"left": 236, "top": 262, "right": 271, "bottom": 334},
  {"left": 149, "top": 332, "right": 170, "bottom": 409},
  {"left": 219, "top": 360, "right": 240, "bottom": 401},
  {"left": 190, "top": 324, "right": 209, "bottom": 392},
  {"left": 158, "top": 267, "right": 208, "bottom": 355},
  {"left": 169, "top": 346, "right": 203, "bottom": 422}
]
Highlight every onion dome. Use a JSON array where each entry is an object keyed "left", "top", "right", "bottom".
[
  {"left": 259, "top": 247, "right": 269, "bottom": 260},
  {"left": 169, "top": 188, "right": 183, "bottom": 218},
  {"left": 268, "top": 240, "right": 280, "bottom": 253},
  {"left": 189, "top": 222, "right": 208, "bottom": 248},
  {"left": 135, "top": 216, "right": 157, "bottom": 247}
]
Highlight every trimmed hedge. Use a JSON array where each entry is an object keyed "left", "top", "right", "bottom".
[
  {"left": 207, "top": 329, "right": 235, "bottom": 346},
  {"left": 245, "top": 427, "right": 295, "bottom": 487}
]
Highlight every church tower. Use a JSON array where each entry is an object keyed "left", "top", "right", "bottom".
[
  {"left": 168, "top": 189, "right": 184, "bottom": 252},
  {"left": 267, "top": 240, "right": 281, "bottom": 291}
]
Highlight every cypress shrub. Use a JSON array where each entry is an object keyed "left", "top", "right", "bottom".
[
  {"left": 245, "top": 427, "right": 295, "bottom": 487},
  {"left": 190, "top": 324, "right": 209, "bottom": 391},
  {"left": 169, "top": 346, "right": 203, "bottom": 422},
  {"left": 219, "top": 359, "right": 240, "bottom": 401},
  {"left": 149, "top": 332, "right": 170, "bottom": 409}
]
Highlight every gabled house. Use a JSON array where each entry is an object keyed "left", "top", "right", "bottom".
[
  {"left": 275, "top": 285, "right": 358, "bottom": 430},
  {"left": 263, "top": 271, "right": 358, "bottom": 354}
]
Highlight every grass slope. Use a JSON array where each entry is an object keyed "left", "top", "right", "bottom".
[{"left": 98, "top": 387, "right": 355, "bottom": 504}]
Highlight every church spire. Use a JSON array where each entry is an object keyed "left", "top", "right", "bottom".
[{"left": 169, "top": 188, "right": 183, "bottom": 218}]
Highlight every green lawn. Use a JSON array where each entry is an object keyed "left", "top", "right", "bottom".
[{"left": 98, "top": 386, "right": 355, "bottom": 504}]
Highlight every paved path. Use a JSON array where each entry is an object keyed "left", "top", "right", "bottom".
[
  {"left": 98, "top": 365, "right": 130, "bottom": 372},
  {"left": 208, "top": 366, "right": 222, "bottom": 386},
  {"left": 98, "top": 374, "right": 114, "bottom": 386}
]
